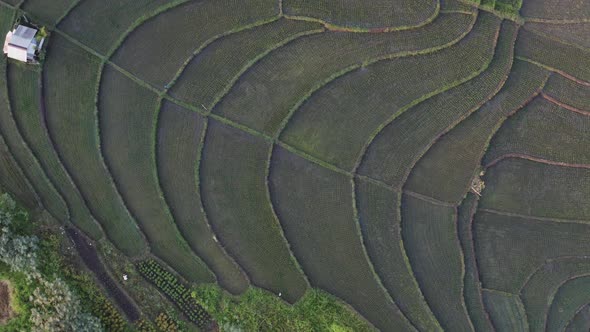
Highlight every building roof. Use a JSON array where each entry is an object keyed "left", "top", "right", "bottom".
[
  {"left": 3, "top": 25, "right": 38, "bottom": 62},
  {"left": 9, "top": 25, "right": 37, "bottom": 48}
]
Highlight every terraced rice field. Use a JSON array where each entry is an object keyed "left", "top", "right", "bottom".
[{"left": 1, "top": 0, "right": 590, "bottom": 330}]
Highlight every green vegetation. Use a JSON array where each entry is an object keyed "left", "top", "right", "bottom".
[{"left": 194, "top": 285, "right": 373, "bottom": 331}]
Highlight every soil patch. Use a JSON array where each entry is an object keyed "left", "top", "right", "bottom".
[{"left": 0, "top": 280, "right": 14, "bottom": 324}]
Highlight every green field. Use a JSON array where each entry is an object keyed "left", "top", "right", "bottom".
[{"left": 1, "top": 0, "right": 590, "bottom": 330}]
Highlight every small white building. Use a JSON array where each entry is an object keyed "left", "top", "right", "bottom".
[{"left": 3, "top": 25, "right": 42, "bottom": 63}]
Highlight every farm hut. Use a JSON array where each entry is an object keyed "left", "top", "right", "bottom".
[{"left": 3, "top": 25, "right": 42, "bottom": 63}]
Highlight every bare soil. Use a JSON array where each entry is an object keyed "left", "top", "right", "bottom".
[{"left": 0, "top": 280, "right": 14, "bottom": 325}]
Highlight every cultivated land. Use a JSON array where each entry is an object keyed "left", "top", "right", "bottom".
[{"left": 0, "top": 0, "right": 589, "bottom": 330}]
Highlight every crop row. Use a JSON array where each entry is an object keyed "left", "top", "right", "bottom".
[
  {"left": 357, "top": 15, "right": 506, "bottom": 189},
  {"left": 213, "top": 12, "right": 476, "bottom": 137},
  {"left": 521, "top": 257, "right": 590, "bottom": 331},
  {"left": 547, "top": 276, "right": 590, "bottom": 331},
  {"left": 137, "top": 259, "right": 213, "bottom": 329},
  {"left": 520, "top": 0, "right": 590, "bottom": 21},
  {"left": 282, "top": 0, "right": 438, "bottom": 30},
  {"left": 483, "top": 97, "right": 590, "bottom": 167},
  {"left": 543, "top": 73, "right": 590, "bottom": 113},
  {"left": 111, "top": 0, "right": 279, "bottom": 88},
  {"left": 457, "top": 193, "right": 494, "bottom": 332},
  {"left": 8, "top": 63, "right": 104, "bottom": 239},
  {"left": 355, "top": 178, "right": 441, "bottom": 331},
  {"left": 156, "top": 102, "right": 249, "bottom": 295},
  {"left": 98, "top": 65, "right": 214, "bottom": 283},
  {"left": 404, "top": 60, "right": 548, "bottom": 204},
  {"left": 269, "top": 146, "right": 413, "bottom": 331},
  {"left": 481, "top": 289, "right": 528, "bottom": 331},
  {"left": 281, "top": 12, "right": 479, "bottom": 170}
]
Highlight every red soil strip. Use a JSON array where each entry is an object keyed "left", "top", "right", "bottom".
[
  {"left": 541, "top": 93, "right": 590, "bottom": 116},
  {"left": 484, "top": 154, "right": 590, "bottom": 170}
]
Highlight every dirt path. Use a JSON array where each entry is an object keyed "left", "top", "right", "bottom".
[{"left": 0, "top": 280, "right": 14, "bottom": 325}]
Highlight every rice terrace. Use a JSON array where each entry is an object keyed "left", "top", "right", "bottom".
[{"left": 0, "top": 0, "right": 588, "bottom": 330}]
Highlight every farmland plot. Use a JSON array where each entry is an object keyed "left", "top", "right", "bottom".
[
  {"left": 0, "top": 133, "right": 37, "bottom": 210},
  {"left": 480, "top": 158, "right": 590, "bottom": 221},
  {"left": 21, "top": 0, "right": 77, "bottom": 25},
  {"left": 169, "top": 18, "right": 323, "bottom": 109},
  {"left": 359, "top": 19, "right": 515, "bottom": 188},
  {"left": 282, "top": 0, "right": 438, "bottom": 29},
  {"left": 543, "top": 74, "right": 590, "bottom": 112},
  {"left": 547, "top": 276, "right": 590, "bottom": 332},
  {"left": 282, "top": 13, "right": 500, "bottom": 170},
  {"left": 516, "top": 29, "right": 590, "bottom": 82},
  {"left": 521, "top": 258, "right": 590, "bottom": 332},
  {"left": 482, "top": 289, "right": 528, "bottom": 332},
  {"left": 43, "top": 35, "right": 147, "bottom": 256},
  {"left": 524, "top": 23, "right": 590, "bottom": 49},
  {"left": 474, "top": 211, "right": 590, "bottom": 293},
  {"left": 157, "top": 102, "right": 248, "bottom": 295},
  {"left": 111, "top": 0, "right": 278, "bottom": 88},
  {"left": 7, "top": 64, "right": 103, "bottom": 239},
  {"left": 404, "top": 60, "right": 549, "bottom": 203},
  {"left": 483, "top": 97, "right": 590, "bottom": 166},
  {"left": 269, "top": 146, "right": 413, "bottom": 331},
  {"left": 401, "top": 194, "right": 472, "bottom": 331},
  {"left": 355, "top": 179, "right": 441, "bottom": 331},
  {"left": 99, "top": 65, "right": 214, "bottom": 283},
  {"left": 58, "top": 0, "right": 186, "bottom": 55},
  {"left": 199, "top": 120, "right": 307, "bottom": 302},
  {"left": 214, "top": 12, "right": 476, "bottom": 136},
  {"left": 520, "top": 0, "right": 590, "bottom": 20}
]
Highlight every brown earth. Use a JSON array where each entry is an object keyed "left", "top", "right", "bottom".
[{"left": 0, "top": 280, "right": 14, "bottom": 325}]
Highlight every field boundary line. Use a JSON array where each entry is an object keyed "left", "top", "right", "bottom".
[
  {"left": 524, "top": 17, "right": 590, "bottom": 24},
  {"left": 543, "top": 274, "right": 590, "bottom": 331},
  {"left": 193, "top": 116, "right": 252, "bottom": 293},
  {"left": 16, "top": 64, "right": 106, "bottom": 240},
  {"left": 519, "top": 256, "right": 590, "bottom": 294},
  {"left": 1, "top": 60, "right": 69, "bottom": 224},
  {"left": 479, "top": 208, "right": 590, "bottom": 225},
  {"left": 275, "top": 12, "right": 479, "bottom": 172},
  {"left": 454, "top": 206, "right": 477, "bottom": 331},
  {"left": 54, "top": 0, "right": 83, "bottom": 27},
  {"left": 481, "top": 287, "right": 530, "bottom": 330},
  {"left": 460, "top": 71, "right": 549, "bottom": 205},
  {"left": 349, "top": 178, "right": 420, "bottom": 331},
  {"left": 541, "top": 93, "right": 590, "bottom": 116},
  {"left": 403, "top": 190, "right": 456, "bottom": 208},
  {"left": 566, "top": 303, "right": 590, "bottom": 330},
  {"left": 516, "top": 56, "right": 590, "bottom": 86},
  {"left": 164, "top": 16, "right": 283, "bottom": 92},
  {"left": 396, "top": 21, "right": 518, "bottom": 330},
  {"left": 351, "top": 12, "right": 485, "bottom": 175},
  {"left": 205, "top": 26, "right": 325, "bottom": 112},
  {"left": 484, "top": 153, "right": 590, "bottom": 170},
  {"left": 281, "top": 0, "right": 440, "bottom": 33},
  {"left": 151, "top": 96, "right": 217, "bottom": 281},
  {"left": 523, "top": 26, "right": 590, "bottom": 54},
  {"left": 460, "top": 194, "right": 497, "bottom": 331},
  {"left": 263, "top": 143, "right": 312, "bottom": 291}
]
